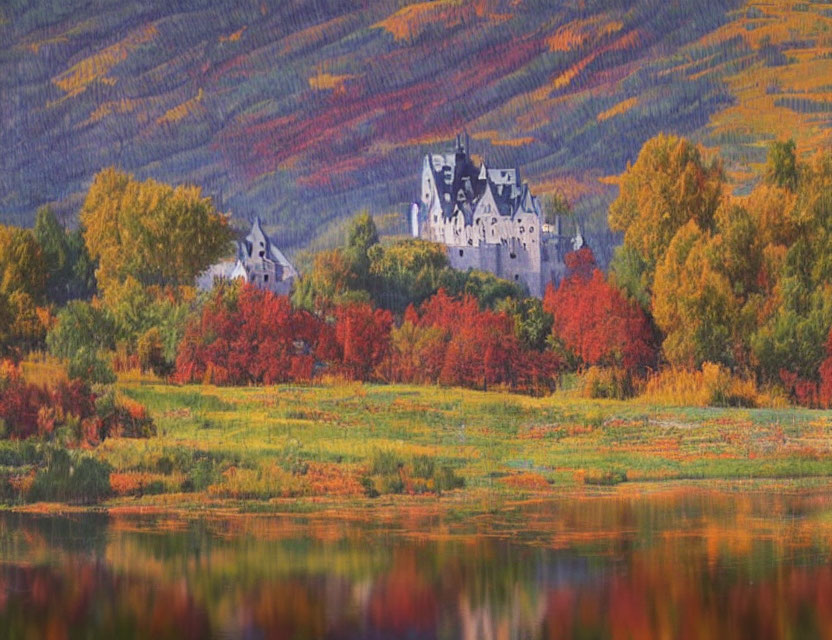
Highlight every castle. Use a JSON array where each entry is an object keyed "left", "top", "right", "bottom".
[
  {"left": 197, "top": 217, "right": 298, "bottom": 295},
  {"left": 411, "top": 135, "right": 577, "bottom": 297}
]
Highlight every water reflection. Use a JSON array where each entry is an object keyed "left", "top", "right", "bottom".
[{"left": 2, "top": 489, "right": 832, "bottom": 639}]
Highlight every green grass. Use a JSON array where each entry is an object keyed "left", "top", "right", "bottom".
[
  {"left": 111, "top": 383, "right": 832, "bottom": 498},
  {"left": 7, "top": 381, "right": 832, "bottom": 509}
]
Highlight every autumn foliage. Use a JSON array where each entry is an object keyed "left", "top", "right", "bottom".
[
  {"left": 175, "top": 283, "right": 321, "bottom": 385},
  {"left": 389, "top": 290, "right": 559, "bottom": 393},
  {"left": 0, "top": 362, "right": 154, "bottom": 442},
  {"left": 318, "top": 303, "right": 394, "bottom": 381},
  {"left": 176, "top": 283, "right": 556, "bottom": 392},
  {"left": 544, "top": 249, "right": 655, "bottom": 373}
]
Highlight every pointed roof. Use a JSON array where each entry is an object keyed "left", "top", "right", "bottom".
[{"left": 241, "top": 216, "right": 297, "bottom": 277}]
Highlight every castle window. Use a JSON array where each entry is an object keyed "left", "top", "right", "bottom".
[
  {"left": 510, "top": 252, "right": 516, "bottom": 259},
  {"left": 459, "top": 249, "right": 464, "bottom": 257},
  {"left": 529, "top": 227, "right": 534, "bottom": 233},
  {"left": 519, "top": 226, "right": 525, "bottom": 233},
  {"left": 264, "top": 274, "right": 269, "bottom": 282},
  {"left": 514, "top": 274, "right": 519, "bottom": 281},
  {"left": 491, "top": 218, "right": 496, "bottom": 224},
  {"left": 259, "top": 251, "right": 265, "bottom": 257},
  {"left": 468, "top": 239, "right": 473, "bottom": 246}
]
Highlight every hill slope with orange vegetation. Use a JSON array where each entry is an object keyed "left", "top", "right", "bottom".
[{"left": 1, "top": 0, "right": 830, "bottom": 261}]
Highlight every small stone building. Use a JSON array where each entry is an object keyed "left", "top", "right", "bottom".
[{"left": 197, "top": 217, "right": 297, "bottom": 295}]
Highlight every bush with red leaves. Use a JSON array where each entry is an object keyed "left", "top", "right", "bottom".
[
  {"left": 0, "top": 364, "right": 153, "bottom": 442},
  {"left": 317, "top": 303, "right": 394, "bottom": 381},
  {"left": 389, "top": 290, "right": 559, "bottom": 393},
  {"left": 175, "top": 282, "right": 322, "bottom": 385},
  {"left": 543, "top": 250, "right": 656, "bottom": 374}
]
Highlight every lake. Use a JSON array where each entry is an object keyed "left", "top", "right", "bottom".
[{"left": 2, "top": 487, "right": 832, "bottom": 639}]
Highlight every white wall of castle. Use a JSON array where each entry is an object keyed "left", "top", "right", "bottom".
[{"left": 418, "top": 155, "right": 552, "bottom": 296}]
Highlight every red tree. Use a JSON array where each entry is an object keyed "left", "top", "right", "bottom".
[
  {"left": 816, "top": 328, "right": 832, "bottom": 407},
  {"left": 390, "top": 290, "right": 559, "bottom": 392},
  {"left": 175, "top": 283, "right": 321, "bottom": 385},
  {"left": 321, "top": 303, "right": 394, "bottom": 380},
  {"left": 544, "top": 251, "right": 655, "bottom": 373}
]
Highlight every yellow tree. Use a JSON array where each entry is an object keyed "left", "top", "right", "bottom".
[
  {"left": 0, "top": 225, "right": 46, "bottom": 301},
  {"left": 0, "top": 225, "right": 48, "bottom": 356},
  {"left": 652, "top": 221, "right": 739, "bottom": 368},
  {"left": 81, "top": 168, "right": 233, "bottom": 293},
  {"left": 608, "top": 134, "right": 724, "bottom": 292}
]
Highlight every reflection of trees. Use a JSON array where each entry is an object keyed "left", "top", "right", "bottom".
[{"left": 2, "top": 492, "right": 832, "bottom": 638}]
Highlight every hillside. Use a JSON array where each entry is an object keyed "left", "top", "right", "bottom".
[{"left": 2, "top": 0, "right": 831, "bottom": 260}]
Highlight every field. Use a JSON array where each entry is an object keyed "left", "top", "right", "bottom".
[{"left": 5, "top": 378, "right": 818, "bottom": 511}]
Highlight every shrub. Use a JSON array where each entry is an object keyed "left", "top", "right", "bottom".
[
  {"left": 278, "top": 439, "right": 309, "bottom": 476},
  {"left": 0, "top": 361, "right": 155, "bottom": 443},
  {"left": 370, "top": 449, "right": 403, "bottom": 475},
  {"left": 186, "top": 457, "right": 218, "bottom": 492},
  {"left": 581, "top": 366, "right": 636, "bottom": 400},
  {"left": 433, "top": 465, "right": 464, "bottom": 493},
  {"left": 27, "top": 448, "right": 111, "bottom": 504},
  {"left": 175, "top": 282, "right": 321, "bottom": 385},
  {"left": 411, "top": 454, "right": 435, "bottom": 479},
  {"left": 642, "top": 363, "right": 781, "bottom": 408},
  {"left": 388, "top": 290, "right": 559, "bottom": 393}
]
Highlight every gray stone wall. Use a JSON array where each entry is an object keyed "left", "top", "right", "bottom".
[{"left": 447, "top": 240, "right": 550, "bottom": 297}]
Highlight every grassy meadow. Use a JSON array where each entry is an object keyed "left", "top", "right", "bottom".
[{"left": 16, "top": 376, "right": 819, "bottom": 511}]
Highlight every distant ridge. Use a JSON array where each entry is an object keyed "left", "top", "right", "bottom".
[{"left": 2, "top": 0, "right": 831, "bottom": 262}]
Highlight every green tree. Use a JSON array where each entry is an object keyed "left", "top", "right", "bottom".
[
  {"left": 344, "top": 212, "right": 379, "bottom": 290},
  {"left": 608, "top": 244, "right": 651, "bottom": 310},
  {"left": 765, "top": 139, "right": 798, "bottom": 192},
  {"left": 439, "top": 269, "right": 525, "bottom": 309},
  {"left": 497, "top": 297, "right": 554, "bottom": 351},
  {"left": 47, "top": 301, "right": 117, "bottom": 383},
  {"left": 369, "top": 239, "right": 449, "bottom": 312},
  {"left": 0, "top": 225, "right": 46, "bottom": 302},
  {"left": 34, "top": 206, "right": 96, "bottom": 304}
]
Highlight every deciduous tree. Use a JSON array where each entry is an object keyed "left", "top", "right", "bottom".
[
  {"left": 608, "top": 134, "right": 724, "bottom": 288},
  {"left": 81, "top": 168, "right": 233, "bottom": 293}
]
